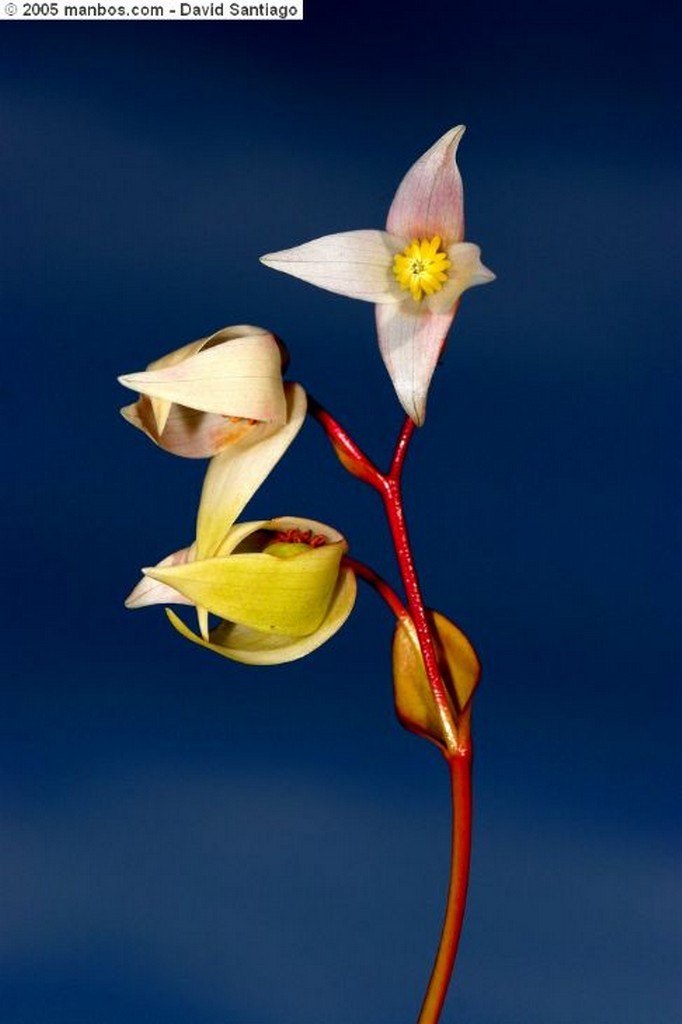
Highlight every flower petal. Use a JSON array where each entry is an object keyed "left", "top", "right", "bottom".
[
  {"left": 196, "top": 382, "right": 306, "bottom": 559},
  {"left": 261, "top": 231, "right": 403, "bottom": 304},
  {"left": 164, "top": 566, "right": 356, "bottom": 665},
  {"left": 145, "top": 541, "right": 345, "bottom": 637},
  {"left": 375, "top": 302, "right": 456, "bottom": 426},
  {"left": 213, "top": 519, "right": 270, "bottom": 557},
  {"left": 125, "top": 545, "right": 194, "bottom": 609},
  {"left": 199, "top": 516, "right": 344, "bottom": 639},
  {"left": 426, "top": 242, "right": 495, "bottom": 314},
  {"left": 149, "top": 396, "right": 172, "bottom": 435},
  {"left": 142, "top": 324, "right": 276, "bottom": 373},
  {"left": 386, "top": 126, "right": 465, "bottom": 245},
  {"left": 195, "top": 519, "right": 269, "bottom": 642},
  {"left": 118, "top": 331, "right": 286, "bottom": 424},
  {"left": 120, "top": 396, "right": 279, "bottom": 459}
]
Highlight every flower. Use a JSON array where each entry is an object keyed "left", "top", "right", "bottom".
[
  {"left": 127, "top": 517, "right": 356, "bottom": 665},
  {"left": 125, "top": 406, "right": 356, "bottom": 665},
  {"left": 119, "top": 325, "right": 289, "bottom": 458},
  {"left": 260, "top": 126, "right": 495, "bottom": 425}
]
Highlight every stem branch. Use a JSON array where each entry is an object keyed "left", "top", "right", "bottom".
[
  {"left": 312, "top": 401, "right": 473, "bottom": 1023},
  {"left": 307, "top": 395, "right": 384, "bottom": 490},
  {"left": 342, "top": 555, "right": 408, "bottom": 621},
  {"left": 381, "top": 418, "right": 454, "bottom": 742}
]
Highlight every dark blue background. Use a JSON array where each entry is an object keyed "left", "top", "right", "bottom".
[{"left": 2, "top": 4, "right": 680, "bottom": 1022}]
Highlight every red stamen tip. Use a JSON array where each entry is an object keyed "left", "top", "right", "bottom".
[{"left": 273, "top": 527, "right": 328, "bottom": 547}]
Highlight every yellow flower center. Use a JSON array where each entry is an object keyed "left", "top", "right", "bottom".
[{"left": 393, "top": 236, "right": 451, "bottom": 302}]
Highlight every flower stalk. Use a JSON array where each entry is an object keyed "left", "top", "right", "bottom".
[
  {"left": 309, "top": 401, "right": 456, "bottom": 741},
  {"left": 419, "top": 728, "right": 473, "bottom": 1024},
  {"left": 342, "top": 556, "right": 408, "bottom": 622},
  {"left": 311, "top": 399, "right": 474, "bottom": 1021},
  {"left": 381, "top": 418, "right": 455, "bottom": 739}
]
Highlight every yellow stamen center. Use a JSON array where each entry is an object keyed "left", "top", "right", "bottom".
[{"left": 393, "top": 236, "right": 451, "bottom": 302}]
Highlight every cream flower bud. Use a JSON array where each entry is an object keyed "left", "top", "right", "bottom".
[{"left": 119, "top": 325, "right": 288, "bottom": 458}]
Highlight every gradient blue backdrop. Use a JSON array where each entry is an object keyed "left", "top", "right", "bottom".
[{"left": 2, "top": 5, "right": 680, "bottom": 1022}]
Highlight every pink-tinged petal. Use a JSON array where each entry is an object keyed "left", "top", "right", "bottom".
[
  {"left": 125, "top": 546, "right": 194, "bottom": 608},
  {"left": 120, "top": 398, "right": 153, "bottom": 439},
  {"left": 123, "top": 331, "right": 231, "bottom": 439},
  {"left": 120, "top": 396, "right": 279, "bottom": 460},
  {"left": 386, "top": 126, "right": 466, "bottom": 245},
  {"left": 425, "top": 242, "right": 496, "bottom": 315},
  {"left": 134, "top": 338, "right": 212, "bottom": 435},
  {"left": 119, "top": 332, "right": 286, "bottom": 424},
  {"left": 375, "top": 302, "right": 457, "bottom": 426},
  {"left": 196, "top": 383, "right": 307, "bottom": 560},
  {"left": 261, "top": 231, "right": 403, "bottom": 304}
]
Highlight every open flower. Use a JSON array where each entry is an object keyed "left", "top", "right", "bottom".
[
  {"left": 260, "top": 126, "right": 494, "bottom": 425},
  {"left": 125, "top": 406, "right": 356, "bottom": 664},
  {"left": 119, "top": 325, "right": 289, "bottom": 457}
]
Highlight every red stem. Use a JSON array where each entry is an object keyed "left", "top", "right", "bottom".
[
  {"left": 309, "top": 403, "right": 450, "bottom": 726},
  {"left": 342, "top": 555, "right": 409, "bottom": 621},
  {"left": 418, "top": 739, "right": 473, "bottom": 1024},
  {"left": 310, "top": 401, "right": 472, "bottom": 1022},
  {"left": 385, "top": 417, "right": 470, "bottom": 1020},
  {"left": 382, "top": 418, "right": 454, "bottom": 742},
  {"left": 307, "top": 395, "right": 384, "bottom": 490},
  {"left": 389, "top": 414, "right": 416, "bottom": 480}
]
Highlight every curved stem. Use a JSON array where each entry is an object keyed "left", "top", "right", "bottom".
[
  {"left": 307, "top": 395, "right": 384, "bottom": 490},
  {"left": 389, "top": 414, "right": 416, "bottom": 481},
  {"left": 343, "top": 555, "right": 409, "bottom": 621},
  {"left": 418, "top": 736, "right": 473, "bottom": 1024}
]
